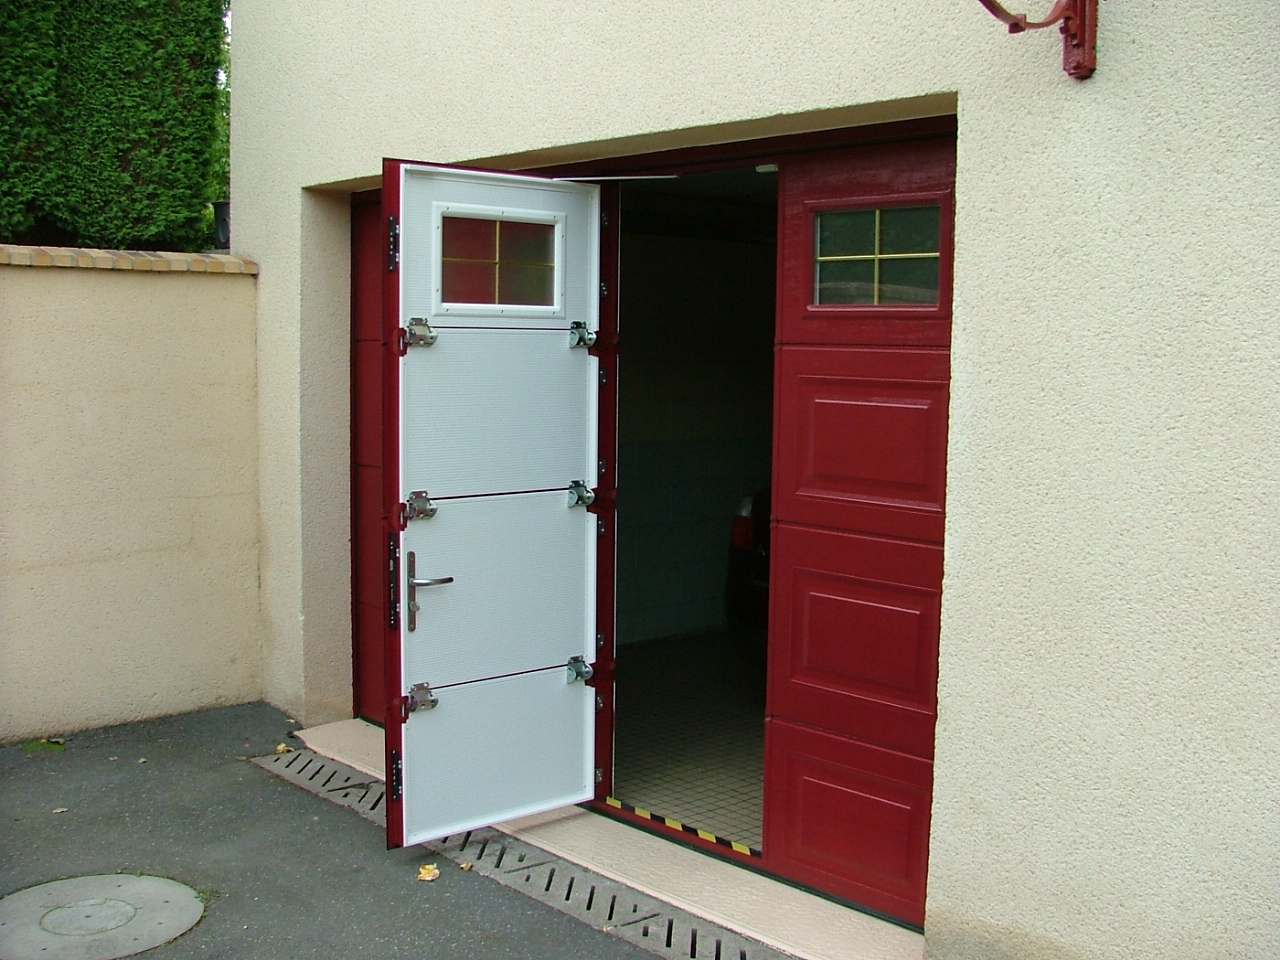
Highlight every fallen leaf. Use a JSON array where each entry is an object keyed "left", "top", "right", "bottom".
[
  {"left": 275, "top": 743, "right": 294, "bottom": 755},
  {"left": 137, "top": 758, "right": 148, "bottom": 764},
  {"left": 417, "top": 864, "right": 441, "bottom": 882},
  {"left": 47, "top": 737, "right": 66, "bottom": 745},
  {"left": 236, "top": 756, "right": 248, "bottom": 761},
  {"left": 20, "top": 739, "right": 65, "bottom": 754},
  {"left": 108, "top": 756, "right": 118, "bottom": 761},
  {"left": 52, "top": 807, "right": 68, "bottom": 814},
  {"left": 459, "top": 862, "right": 474, "bottom": 871}
]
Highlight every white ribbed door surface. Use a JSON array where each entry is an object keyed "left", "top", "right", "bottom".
[{"left": 394, "top": 165, "right": 600, "bottom": 847}]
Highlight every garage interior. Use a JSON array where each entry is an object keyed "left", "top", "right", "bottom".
[{"left": 611, "top": 166, "right": 778, "bottom": 852}]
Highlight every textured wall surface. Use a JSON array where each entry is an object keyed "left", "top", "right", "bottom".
[
  {"left": 231, "top": 2, "right": 1280, "bottom": 957},
  {"left": 0, "top": 258, "right": 262, "bottom": 741}
]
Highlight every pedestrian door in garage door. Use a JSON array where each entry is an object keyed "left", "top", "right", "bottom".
[{"left": 379, "top": 161, "right": 604, "bottom": 847}]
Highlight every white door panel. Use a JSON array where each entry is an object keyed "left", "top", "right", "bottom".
[
  {"left": 390, "top": 162, "right": 601, "bottom": 848},
  {"left": 403, "top": 490, "right": 595, "bottom": 688},
  {"left": 402, "top": 329, "right": 597, "bottom": 499},
  {"left": 402, "top": 667, "right": 595, "bottom": 846}
]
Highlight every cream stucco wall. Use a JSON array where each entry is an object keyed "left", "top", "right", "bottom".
[
  {"left": 231, "top": 2, "right": 1279, "bottom": 958},
  {"left": 0, "top": 252, "right": 263, "bottom": 742}
]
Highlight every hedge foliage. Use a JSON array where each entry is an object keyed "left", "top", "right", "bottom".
[{"left": 0, "top": 0, "right": 228, "bottom": 251}]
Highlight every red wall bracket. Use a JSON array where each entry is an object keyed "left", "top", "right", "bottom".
[{"left": 976, "top": 0, "right": 1097, "bottom": 79}]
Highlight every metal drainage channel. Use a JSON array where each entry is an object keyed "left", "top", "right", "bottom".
[
  {"left": 255, "top": 750, "right": 795, "bottom": 960},
  {"left": 254, "top": 749, "right": 388, "bottom": 824}
]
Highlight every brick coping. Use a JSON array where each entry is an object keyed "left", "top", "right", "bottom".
[{"left": 1, "top": 243, "right": 258, "bottom": 274}]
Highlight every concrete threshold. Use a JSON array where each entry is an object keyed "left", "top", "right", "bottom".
[{"left": 297, "top": 719, "right": 924, "bottom": 960}]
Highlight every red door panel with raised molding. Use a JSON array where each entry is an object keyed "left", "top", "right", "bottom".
[{"left": 763, "top": 137, "right": 954, "bottom": 927}]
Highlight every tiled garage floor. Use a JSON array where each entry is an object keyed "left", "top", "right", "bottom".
[{"left": 612, "top": 631, "right": 766, "bottom": 850}]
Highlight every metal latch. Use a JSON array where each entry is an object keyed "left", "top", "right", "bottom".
[
  {"left": 568, "top": 481, "right": 595, "bottom": 508},
  {"left": 402, "top": 490, "right": 437, "bottom": 522},
  {"left": 407, "top": 682, "right": 438, "bottom": 711},
  {"left": 398, "top": 318, "right": 438, "bottom": 352},
  {"left": 566, "top": 656, "right": 594, "bottom": 683},
  {"left": 569, "top": 321, "right": 597, "bottom": 349}
]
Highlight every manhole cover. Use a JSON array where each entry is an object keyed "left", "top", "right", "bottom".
[{"left": 0, "top": 875, "right": 203, "bottom": 960}]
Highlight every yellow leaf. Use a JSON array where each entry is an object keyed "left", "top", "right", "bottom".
[
  {"left": 459, "top": 862, "right": 473, "bottom": 871},
  {"left": 417, "top": 864, "right": 441, "bottom": 882},
  {"left": 275, "top": 743, "right": 294, "bottom": 755},
  {"left": 52, "top": 807, "right": 68, "bottom": 814}
]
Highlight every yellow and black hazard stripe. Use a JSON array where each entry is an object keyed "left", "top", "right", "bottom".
[{"left": 604, "top": 797, "right": 761, "bottom": 858}]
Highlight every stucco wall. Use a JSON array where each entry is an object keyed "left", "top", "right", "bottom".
[
  {"left": 230, "top": 2, "right": 1280, "bottom": 958},
  {"left": 0, "top": 249, "right": 263, "bottom": 742}
]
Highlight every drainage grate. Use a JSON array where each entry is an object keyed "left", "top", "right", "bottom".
[
  {"left": 254, "top": 750, "right": 794, "bottom": 960},
  {"left": 253, "top": 749, "right": 387, "bottom": 825},
  {"left": 423, "top": 829, "right": 795, "bottom": 960}
]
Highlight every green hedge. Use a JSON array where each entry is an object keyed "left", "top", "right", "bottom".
[{"left": 0, "top": 0, "right": 227, "bottom": 251}]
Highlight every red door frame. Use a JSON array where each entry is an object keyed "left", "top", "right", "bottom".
[{"left": 348, "top": 116, "right": 955, "bottom": 909}]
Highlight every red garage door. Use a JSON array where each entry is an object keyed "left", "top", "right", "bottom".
[{"left": 763, "top": 137, "right": 954, "bottom": 926}]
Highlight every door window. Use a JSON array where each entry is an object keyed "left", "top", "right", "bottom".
[
  {"left": 442, "top": 216, "right": 556, "bottom": 306},
  {"left": 815, "top": 205, "right": 941, "bottom": 306}
]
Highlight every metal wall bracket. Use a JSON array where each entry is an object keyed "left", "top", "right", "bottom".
[
  {"left": 568, "top": 481, "right": 595, "bottom": 508},
  {"left": 567, "top": 656, "right": 594, "bottom": 683},
  {"left": 398, "top": 318, "right": 438, "bottom": 354},
  {"left": 569, "top": 321, "right": 597, "bottom": 349},
  {"left": 975, "top": 0, "right": 1097, "bottom": 79},
  {"left": 408, "top": 682, "right": 438, "bottom": 711}
]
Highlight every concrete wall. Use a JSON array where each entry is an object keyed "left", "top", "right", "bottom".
[
  {"left": 231, "top": 2, "right": 1280, "bottom": 957},
  {"left": 0, "top": 248, "right": 262, "bottom": 742}
]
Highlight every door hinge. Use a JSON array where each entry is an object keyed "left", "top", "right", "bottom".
[
  {"left": 388, "top": 536, "right": 400, "bottom": 629},
  {"left": 399, "top": 490, "right": 437, "bottom": 527},
  {"left": 397, "top": 318, "right": 437, "bottom": 354},
  {"left": 388, "top": 216, "right": 400, "bottom": 271},
  {"left": 568, "top": 481, "right": 596, "bottom": 508},
  {"left": 566, "top": 655, "right": 594, "bottom": 684},
  {"left": 389, "top": 750, "right": 403, "bottom": 801},
  {"left": 407, "top": 681, "right": 438, "bottom": 712},
  {"left": 569, "top": 321, "right": 597, "bottom": 349}
]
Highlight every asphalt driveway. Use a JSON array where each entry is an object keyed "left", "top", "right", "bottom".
[{"left": 0, "top": 703, "right": 653, "bottom": 959}]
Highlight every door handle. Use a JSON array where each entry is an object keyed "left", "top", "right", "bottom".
[
  {"left": 406, "top": 552, "right": 452, "bottom": 632},
  {"left": 410, "top": 576, "right": 454, "bottom": 588}
]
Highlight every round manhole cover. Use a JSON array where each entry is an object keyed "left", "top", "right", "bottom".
[{"left": 0, "top": 875, "right": 203, "bottom": 960}]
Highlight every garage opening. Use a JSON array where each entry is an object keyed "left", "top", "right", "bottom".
[{"left": 611, "top": 165, "right": 778, "bottom": 854}]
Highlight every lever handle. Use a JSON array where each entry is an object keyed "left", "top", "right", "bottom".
[
  {"left": 410, "top": 576, "right": 454, "bottom": 588},
  {"left": 406, "top": 552, "right": 452, "bottom": 632}
]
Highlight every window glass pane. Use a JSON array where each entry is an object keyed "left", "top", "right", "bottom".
[
  {"left": 498, "top": 262, "right": 554, "bottom": 306},
  {"left": 442, "top": 260, "right": 496, "bottom": 304},
  {"left": 817, "top": 260, "right": 875, "bottom": 304},
  {"left": 499, "top": 221, "right": 554, "bottom": 265},
  {"left": 879, "top": 258, "right": 940, "bottom": 305},
  {"left": 441, "top": 216, "right": 555, "bottom": 306},
  {"left": 442, "top": 216, "right": 496, "bottom": 262},
  {"left": 817, "top": 210, "right": 876, "bottom": 258},
  {"left": 880, "top": 206, "right": 940, "bottom": 255}
]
